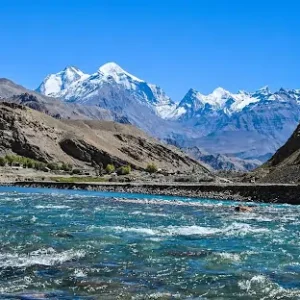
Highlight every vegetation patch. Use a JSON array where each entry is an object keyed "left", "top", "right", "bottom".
[
  {"left": 146, "top": 163, "right": 158, "bottom": 174},
  {"left": 0, "top": 154, "right": 73, "bottom": 172},
  {"left": 50, "top": 176, "right": 108, "bottom": 183}
]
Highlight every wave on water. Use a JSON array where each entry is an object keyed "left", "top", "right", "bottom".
[
  {"left": 238, "top": 275, "right": 300, "bottom": 298},
  {"left": 0, "top": 247, "right": 85, "bottom": 268},
  {"left": 34, "top": 205, "right": 70, "bottom": 209},
  {"left": 130, "top": 210, "right": 168, "bottom": 217},
  {"left": 111, "top": 197, "right": 235, "bottom": 208},
  {"left": 108, "top": 222, "right": 271, "bottom": 238}
]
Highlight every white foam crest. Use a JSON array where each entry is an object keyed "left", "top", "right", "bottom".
[
  {"left": 224, "top": 222, "right": 270, "bottom": 236},
  {"left": 238, "top": 274, "right": 300, "bottom": 297},
  {"left": 229, "top": 213, "right": 273, "bottom": 222},
  {"left": 35, "top": 205, "right": 70, "bottom": 209},
  {"left": 108, "top": 222, "right": 270, "bottom": 238},
  {"left": 112, "top": 226, "right": 159, "bottom": 236},
  {"left": 111, "top": 197, "right": 228, "bottom": 209},
  {"left": 215, "top": 252, "right": 241, "bottom": 262},
  {"left": 130, "top": 211, "right": 168, "bottom": 217},
  {"left": 165, "top": 225, "right": 221, "bottom": 236},
  {"left": 0, "top": 247, "right": 85, "bottom": 268},
  {"left": 133, "top": 292, "right": 181, "bottom": 299},
  {"left": 73, "top": 268, "right": 87, "bottom": 277}
]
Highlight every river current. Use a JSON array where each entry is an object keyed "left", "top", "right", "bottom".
[{"left": 0, "top": 186, "right": 300, "bottom": 299}]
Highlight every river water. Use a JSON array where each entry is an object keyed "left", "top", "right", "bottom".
[{"left": 0, "top": 186, "right": 300, "bottom": 299}]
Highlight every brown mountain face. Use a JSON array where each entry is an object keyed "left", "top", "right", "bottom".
[
  {"left": 0, "top": 78, "right": 117, "bottom": 121},
  {"left": 0, "top": 102, "right": 208, "bottom": 173},
  {"left": 256, "top": 123, "right": 300, "bottom": 183}
]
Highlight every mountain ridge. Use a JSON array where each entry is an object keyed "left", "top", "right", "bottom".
[{"left": 8, "top": 62, "right": 300, "bottom": 169}]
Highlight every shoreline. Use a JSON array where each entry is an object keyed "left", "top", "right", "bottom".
[{"left": 5, "top": 181, "right": 300, "bottom": 205}]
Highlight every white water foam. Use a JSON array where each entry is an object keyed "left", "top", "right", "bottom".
[
  {"left": 238, "top": 274, "right": 300, "bottom": 298},
  {"left": 35, "top": 205, "right": 70, "bottom": 209},
  {"left": 108, "top": 221, "right": 271, "bottom": 238},
  {"left": 131, "top": 210, "right": 168, "bottom": 217},
  {"left": 0, "top": 247, "right": 85, "bottom": 268}
]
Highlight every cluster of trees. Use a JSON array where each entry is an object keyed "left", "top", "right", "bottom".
[
  {"left": 0, "top": 155, "right": 72, "bottom": 172},
  {"left": 103, "top": 162, "right": 158, "bottom": 175},
  {"left": 0, "top": 154, "right": 159, "bottom": 176}
]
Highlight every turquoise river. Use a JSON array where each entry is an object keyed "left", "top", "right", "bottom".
[{"left": 0, "top": 186, "right": 300, "bottom": 299}]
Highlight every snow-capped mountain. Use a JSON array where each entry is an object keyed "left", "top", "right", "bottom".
[
  {"left": 37, "top": 62, "right": 177, "bottom": 119},
  {"left": 36, "top": 66, "right": 89, "bottom": 97},
  {"left": 172, "top": 86, "right": 300, "bottom": 162},
  {"left": 171, "top": 87, "right": 267, "bottom": 120},
  {"left": 36, "top": 62, "right": 300, "bottom": 167}
]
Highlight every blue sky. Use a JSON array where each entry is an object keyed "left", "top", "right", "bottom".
[{"left": 0, "top": 0, "right": 299, "bottom": 100}]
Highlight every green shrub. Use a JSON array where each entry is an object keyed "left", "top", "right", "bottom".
[
  {"left": 105, "top": 164, "right": 115, "bottom": 174},
  {"left": 26, "top": 160, "right": 34, "bottom": 169},
  {"left": 117, "top": 165, "right": 131, "bottom": 175},
  {"left": 5, "top": 155, "right": 15, "bottom": 166},
  {"left": 47, "top": 162, "right": 59, "bottom": 171},
  {"left": 61, "top": 163, "right": 72, "bottom": 172},
  {"left": 0, "top": 157, "right": 6, "bottom": 167},
  {"left": 34, "top": 162, "right": 46, "bottom": 171},
  {"left": 72, "top": 168, "right": 81, "bottom": 175},
  {"left": 146, "top": 163, "right": 158, "bottom": 174}
]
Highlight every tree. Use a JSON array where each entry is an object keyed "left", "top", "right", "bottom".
[
  {"left": 117, "top": 165, "right": 131, "bottom": 175},
  {"left": 146, "top": 163, "right": 158, "bottom": 174},
  {"left": 61, "top": 163, "right": 72, "bottom": 172},
  {"left": 47, "top": 162, "right": 59, "bottom": 171},
  {"left": 0, "top": 157, "right": 6, "bottom": 167},
  {"left": 105, "top": 164, "right": 115, "bottom": 174},
  {"left": 5, "top": 155, "right": 14, "bottom": 166}
]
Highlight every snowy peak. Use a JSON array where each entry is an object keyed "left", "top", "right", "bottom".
[
  {"left": 36, "top": 66, "right": 89, "bottom": 97},
  {"left": 98, "top": 62, "right": 143, "bottom": 83},
  {"left": 256, "top": 85, "right": 271, "bottom": 95},
  {"left": 36, "top": 62, "right": 176, "bottom": 118},
  {"left": 98, "top": 62, "right": 124, "bottom": 74},
  {"left": 211, "top": 87, "right": 230, "bottom": 98},
  {"left": 174, "top": 87, "right": 261, "bottom": 120}
]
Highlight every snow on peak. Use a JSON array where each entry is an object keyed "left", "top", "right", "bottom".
[
  {"left": 98, "top": 62, "right": 143, "bottom": 83},
  {"left": 256, "top": 85, "right": 271, "bottom": 95},
  {"left": 211, "top": 87, "right": 230, "bottom": 98},
  {"left": 36, "top": 66, "right": 89, "bottom": 96},
  {"left": 99, "top": 62, "right": 125, "bottom": 74},
  {"left": 175, "top": 86, "right": 263, "bottom": 119}
]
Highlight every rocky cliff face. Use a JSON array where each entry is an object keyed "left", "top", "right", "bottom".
[
  {"left": 254, "top": 122, "right": 300, "bottom": 183},
  {"left": 0, "top": 102, "right": 208, "bottom": 174},
  {"left": 0, "top": 78, "right": 117, "bottom": 121}
]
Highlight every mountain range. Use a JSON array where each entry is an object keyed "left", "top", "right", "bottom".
[
  {"left": 1, "top": 62, "right": 299, "bottom": 171},
  {"left": 35, "top": 62, "right": 300, "bottom": 169}
]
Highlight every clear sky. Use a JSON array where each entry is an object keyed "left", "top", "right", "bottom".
[{"left": 0, "top": 0, "right": 300, "bottom": 100}]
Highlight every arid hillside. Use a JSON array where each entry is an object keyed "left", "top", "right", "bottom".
[
  {"left": 255, "top": 122, "right": 300, "bottom": 183},
  {"left": 0, "top": 102, "right": 209, "bottom": 174}
]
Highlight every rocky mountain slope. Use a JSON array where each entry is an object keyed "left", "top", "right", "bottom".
[
  {"left": 185, "top": 147, "right": 261, "bottom": 171},
  {"left": 255, "top": 122, "right": 300, "bottom": 183},
  {"left": 0, "top": 78, "right": 117, "bottom": 121},
  {"left": 36, "top": 62, "right": 300, "bottom": 164},
  {"left": 0, "top": 102, "right": 208, "bottom": 174}
]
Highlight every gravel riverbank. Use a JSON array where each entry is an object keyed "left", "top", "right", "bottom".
[{"left": 6, "top": 181, "right": 300, "bottom": 204}]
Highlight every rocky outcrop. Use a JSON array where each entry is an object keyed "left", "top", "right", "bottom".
[
  {"left": 59, "top": 138, "right": 130, "bottom": 168},
  {"left": 254, "top": 122, "right": 300, "bottom": 183}
]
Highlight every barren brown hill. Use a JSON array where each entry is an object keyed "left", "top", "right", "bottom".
[
  {"left": 0, "top": 102, "right": 209, "bottom": 173},
  {"left": 255, "top": 122, "right": 300, "bottom": 183},
  {"left": 0, "top": 78, "right": 117, "bottom": 121}
]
